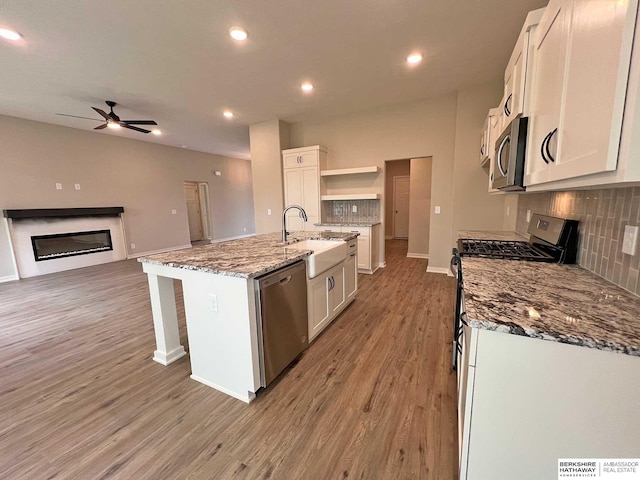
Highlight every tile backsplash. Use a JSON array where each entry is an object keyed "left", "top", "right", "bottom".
[
  {"left": 323, "top": 200, "right": 380, "bottom": 223},
  {"left": 516, "top": 187, "right": 640, "bottom": 296}
]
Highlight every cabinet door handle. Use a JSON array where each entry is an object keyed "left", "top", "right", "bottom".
[
  {"left": 349, "top": 243, "right": 356, "bottom": 248},
  {"left": 545, "top": 128, "right": 558, "bottom": 163},
  {"left": 480, "top": 144, "right": 485, "bottom": 156},
  {"left": 349, "top": 253, "right": 356, "bottom": 257},
  {"left": 540, "top": 132, "right": 550, "bottom": 164},
  {"left": 504, "top": 93, "right": 512, "bottom": 116}
]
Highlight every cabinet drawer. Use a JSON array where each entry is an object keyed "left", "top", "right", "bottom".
[
  {"left": 319, "top": 227, "right": 342, "bottom": 233},
  {"left": 283, "top": 151, "right": 318, "bottom": 168}
]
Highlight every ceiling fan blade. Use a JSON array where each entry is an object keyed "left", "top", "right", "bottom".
[
  {"left": 55, "top": 113, "right": 103, "bottom": 122},
  {"left": 94, "top": 123, "right": 108, "bottom": 130},
  {"left": 92, "top": 107, "right": 110, "bottom": 120},
  {"left": 121, "top": 120, "right": 158, "bottom": 125},
  {"left": 121, "top": 123, "right": 151, "bottom": 134}
]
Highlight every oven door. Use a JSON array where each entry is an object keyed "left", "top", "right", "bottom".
[
  {"left": 450, "top": 249, "right": 465, "bottom": 372},
  {"left": 491, "top": 115, "right": 528, "bottom": 191}
]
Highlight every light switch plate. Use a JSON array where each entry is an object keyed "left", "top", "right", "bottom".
[
  {"left": 171, "top": 209, "right": 177, "bottom": 215},
  {"left": 209, "top": 294, "right": 219, "bottom": 312},
  {"left": 434, "top": 206, "right": 441, "bottom": 214},
  {"left": 55, "top": 183, "right": 62, "bottom": 190},
  {"left": 74, "top": 183, "right": 81, "bottom": 190},
  {"left": 622, "top": 225, "right": 638, "bottom": 255}
]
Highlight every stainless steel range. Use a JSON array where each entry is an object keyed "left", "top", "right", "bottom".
[
  {"left": 450, "top": 214, "right": 580, "bottom": 371},
  {"left": 458, "top": 214, "right": 580, "bottom": 264}
]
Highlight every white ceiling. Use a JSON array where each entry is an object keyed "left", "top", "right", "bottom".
[{"left": 0, "top": 0, "right": 548, "bottom": 160}]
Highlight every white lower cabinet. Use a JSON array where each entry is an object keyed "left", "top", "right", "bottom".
[
  {"left": 307, "top": 248, "right": 357, "bottom": 342},
  {"left": 459, "top": 328, "right": 640, "bottom": 480},
  {"left": 321, "top": 225, "right": 380, "bottom": 274}
]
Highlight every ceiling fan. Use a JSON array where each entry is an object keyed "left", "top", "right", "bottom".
[{"left": 56, "top": 100, "right": 158, "bottom": 134}]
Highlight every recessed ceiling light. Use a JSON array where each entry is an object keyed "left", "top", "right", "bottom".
[
  {"left": 223, "top": 110, "right": 234, "bottom": 118},
  {"left": 152, "top": 129, "right": 162, "bottom": 135},
  {"left": 0, "top": 28, "right": 22, "bottom": 41},
  {"left": 406, "top": 52, "right": 423, "bottom": 65},
  {"left": 107, "top": 123, "right": 121, "bottom": 130},
  {"left": 229, "top": 27, "right": 248, "bottom": 41},
  {"left": 301, "top": 82, "right": 314, "bottom": 92}
]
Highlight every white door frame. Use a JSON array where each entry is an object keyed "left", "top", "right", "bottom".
[{"left": 392, "top": 175, "right": 410, "bottom": 239}]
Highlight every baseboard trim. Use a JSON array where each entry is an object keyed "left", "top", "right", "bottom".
[
  {"left": 153, "top": 347, "right": 188, "bottom": 366},
  {"left": 378, "top": 262, "right": 386, "bottom": 268},
  {"left": 407, "top": 253, "right": 429, "bottom": 259},
  {"left": 0, "top": 274, "right": 19, "bottom": 283},
  {"left": 211, "top": 233, "right": 255, "bottom": 243},
  {"left": 128, "top": 244, "right": 192, "bottom": 259},
  {"left": 426, "top": 266, "right": 451, "bottom": 275},
  {"left": 190, "top": 374, "right": 256, "bottom": 403}
]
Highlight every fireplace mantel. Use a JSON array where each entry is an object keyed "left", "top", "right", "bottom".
[{"left": 3, "top": 207, "right": 124, "bottom": 220}]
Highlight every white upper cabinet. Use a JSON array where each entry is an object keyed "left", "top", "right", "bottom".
[
  {"left": 525, "top": 0, "right": 571, "bottom": 186},
  {"left": 525, "top": 0, "right": 638, "bottom": 188},
  {"left": 500, "top": 9, "right": 545, "bottom": 132},
  {"left": 282, "top": 145, "right": 326, "bottom": 231}
]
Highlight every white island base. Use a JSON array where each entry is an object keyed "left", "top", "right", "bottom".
[{"left": 142, "top": 262, "right": 261, "bottom": 403}]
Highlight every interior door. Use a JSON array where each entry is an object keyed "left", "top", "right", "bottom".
[
  {"left": 393, "top": 176, "right": 410, "bottom": 239},
  {"left": 184, "top": 182, "right": 204, "bottom": 241}
]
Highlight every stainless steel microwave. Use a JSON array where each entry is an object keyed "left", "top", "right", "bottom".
[{"left": 491, "top": 115, "right": 528, "bottom": 191}]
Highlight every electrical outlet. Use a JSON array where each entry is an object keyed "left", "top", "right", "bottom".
[
  {"left": 209, "top": 294, "right": 218, "bottom": 312},
  {"left": 55, "top": 183, "right": 62, "bottom": 190},
  {"left": 622, "top": 225, "right": 639, "bottom": 256},
  {"left": 352, "top": 205, "right": 357, "bottom": 213},
  {"left": 130, "top": 243, "right": 136, "bottom": 250},
  {"left": 526, "top": 210, "right": 532, "bottom": 222},
  {"left": 434, "top": 206, "right": 441, "bottom": 214},
  {"left": 268, "top": 209, "right": 272, "bottom": 216},
  {"left": 74, "top": 183, "right": 81, "bottom": 190},
  {"left": 243, "top": 227, "right": 247, "bottom": 232}
]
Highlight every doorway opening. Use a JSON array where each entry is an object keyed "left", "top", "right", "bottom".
[
  {"left": 384, "top": 157, "right": 432, "bottom": 262},
  {"left": 184, "top": 181, "right": 212, "bottom": 244}
]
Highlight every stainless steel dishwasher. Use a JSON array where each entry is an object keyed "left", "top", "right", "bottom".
[{"left": 255, "top": 260, "right": 308, "bottom": 387}]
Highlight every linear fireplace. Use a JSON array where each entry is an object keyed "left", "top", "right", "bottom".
[
  {"left": 31, "top": 229, "right": 113, "bottom": 262},
  {"left": 3, "top": 207, "right": 126, "bottom": 278}
]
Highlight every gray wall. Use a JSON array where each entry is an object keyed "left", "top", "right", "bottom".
[
  {"left": 451, "top": 80, "right": 505, "bottom": 235},
  {"left": 290, "top": 93, "right": 458, "bottom": 270},
  {"left": 515, "top": 187, "right": 640, "bottom": 296},
  {"left": 249, "top": 119, "right": 290, "bottom": 234},
  {"left": 408, "top": 157, "right": 432, "bottom": 256},
  {"left": 290, "top": 79, "right": 506, "bottom": 271},
  {"left": 0, "top": 114, "right": 255, "bottom": 276}
]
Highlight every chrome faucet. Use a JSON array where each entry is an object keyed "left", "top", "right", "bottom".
[{"left": 282, "top": 205, "right": 308, "bottom": 242}]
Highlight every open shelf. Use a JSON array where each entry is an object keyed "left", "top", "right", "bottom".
[
  {"left": 321, "top": 194, "right": 381, "bottom": 200},
  {"left": 320, "top": 166, "right": 380, "bottom": 177}
]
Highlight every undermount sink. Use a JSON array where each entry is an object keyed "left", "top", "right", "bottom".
[{"left": 284, "top": 239, "right": 347, "bottom": 278}]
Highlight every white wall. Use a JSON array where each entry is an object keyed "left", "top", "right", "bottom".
[
  {"left": 291, "top": 94, "right": 458, "bottom": 270},
  {"left": 0, "top": 114, "right": 255, "bottom": 277}
]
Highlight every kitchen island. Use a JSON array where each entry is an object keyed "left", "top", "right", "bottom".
[
  {"left": 138, "top": 231, "right": 357, "bottom": 403},
  {"left": 455, "top": 230, "right": 640, "bottom": 480}
]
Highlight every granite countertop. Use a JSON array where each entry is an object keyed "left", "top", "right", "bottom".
[
  {"left": 457, "top": 230, "right": 528, "bottom": 242},
  {"left": 315, "top": 222, "right": 381, "bottom": 227},
  {"left": 462, "top": 257, "right": 640, "bottom": 356},
  {"left": 138, "top": 231, "right": 358, "bottom": 279}
]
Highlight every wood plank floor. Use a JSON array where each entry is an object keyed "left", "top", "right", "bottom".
[{"left": 0, "top": 240, "right": 457, "bottom": 479}]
